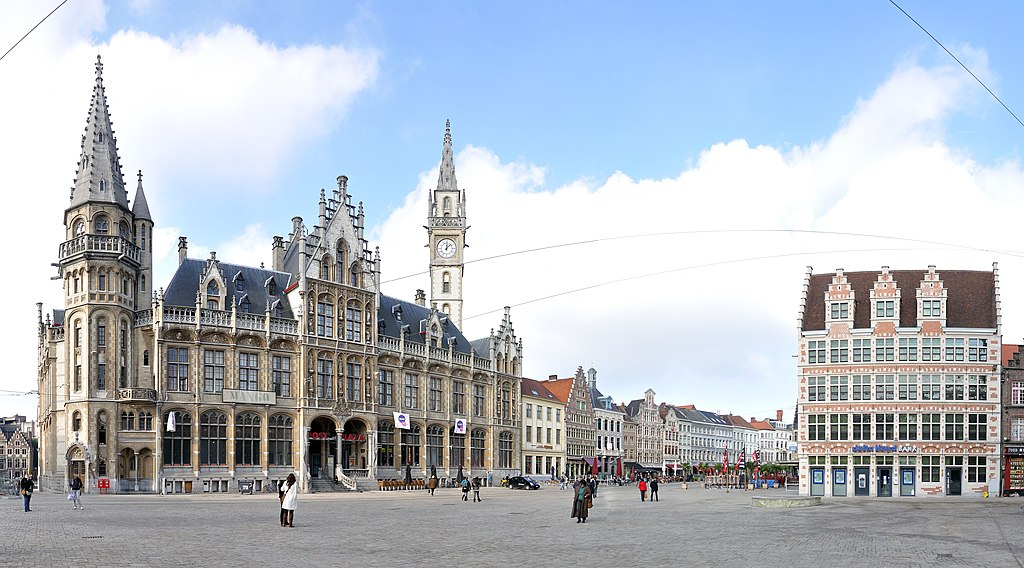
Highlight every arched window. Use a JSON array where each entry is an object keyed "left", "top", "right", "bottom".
[
  {"left": 120, "top": 411, "right": 134, "bottom": 431},
  {"left": 235, "top": 413, "right": 261, "bottom": 466},
  {"left": 426, "top": 425, "right": 444, "bottom": 468},
  {"left": 498, "top": 431, "right": 514, "bottom": 469},
  {"left": 140, "top": 274, "right": 146, "bottom": 294},
  {"left": 268, "top": 414, "right": 293, "bottom": 466},
  {"left": 239, "top": 296, "right": 251, "bottom": 314},
  {"left": 350, "top": 263, "right": 360, "bottom": 288},
  {"left": 266, "top": 278, "right": 277, "bottom": 296},
  {"left": 206, "top": 281, "right": 220, "bottom": 310},
  {"left": 95, "top": 215, "right": 109, "bottom": 235},
  {"left": 336, "top": 241, "right": 347, "bottom": 285},
  {"left": 500, "top": 383, "right": 512, "bottom": 421},
  {"left": 143, "top": 350, "right": 150, "bottom": 366},
  {"left": 138, "top": 411, "right": 153, "bottom": 431},
  {"left": 320, "top": 255, "right": 332, "bottom": 280},
  {"left": 471, "top": 428, "right": 486, "bottom": 468},
  {"left": 345, "top": 301, "right": 362, "bottom": 342},
  {"left": 119, "top": 221, "right": 130, "bottom": 238},
  {"left": 72, "top": 411, "right": 82, "bottom": 433},
  {"left": 442, "top": 303, "right": 451, "bottom": 315},
  {"left": 97, "top": 412, "right": 107, "bottom": 445},
  {"left": 442, "top": 272, "right": 451, "bottom": 294},
  {"left": 163, "top": 411, "right": 192, "bottom": 466},
  {"left": 450, "top": 426, "right": 466, "bottom": 468},
  {"left": 199, "top": 411, "right": 228, "bottom": 465},
  {"left": 443, "top": 196, "right": 451, "bottom": 213},
  {"left": 402, "top": 424, "right": 421, "bottom": 466},
  {"left": 73, "top": 219, "right": 85, "bottom": 236},
  {"left": 377, "top": 421, "right": 395, "bottom": 468}
]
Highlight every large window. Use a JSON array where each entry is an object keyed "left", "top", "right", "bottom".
[
  {"left": 875, "top": 300, "right": 895, "bottom": 317},
  {"left": 167, "top": 347, "right": 189, "bottom": 391},
  {"left": 921, "top": 374, "right": 941, "bottom": 401},
  {"left": 898, "top": 374, "right": 917, "bottom": 400},
  {"left": 967, "top": 456, "right": 987, "bottom": 483},
  {"left": 203, "top": 350, "right": 225, "bottom": 393},
  {"left": 200, "top": 411, "right": 228, "bottom": 465},
  {"left": 944, "top": 413, "right": 964, "bottom": 441},
  {"left": 235, "top": 413, "right": 261, "bottom": 466},
  {"left": 807, "top": 340, "right": 825, "bottom": 364},
  {"left": 451, "top": 380, "right": 465, "bottom": 414},
  {"left": 875, "top": 338, "right": 894, "bottom": 362},
  {"left": 499, "top": 384, "right": 511, "bottom": 421},
  {"left": 238, "top": 352, "right": 259, "bottom": 391},
  {"left": 498, "top": 432, "right": 514, "bottom": 469},
  {"left": 968, "top": 339, "right": 988, "bottom": 362},
  {"left": 898, "top": 338, "right": 918, "bottom": 361},
  {"left": 426, "top": 425, "right": 444, "bottom": 467},
  {"left": 829, "top": 375, "right": 848, "bottom": 401},
  {"left": 471, "top": 428, "right": 486, "bottom": 467},
  {"left": 346, "top": 361, "right": 362, "bottom": 402},
  {"left": 806, "top": 414, "right": 825, "bottom": 441},
  {"left": 945, "top": 338, "right": 965, "bottom": 362},
  {"left": 829, "top": 340, "right": 848, "bottom": 363},
  {"left": 120, "top": 411, "right": 134, "bottom": 431},
  {"left": 473, "top": 384, "right": 486, "bottom": 417},
  {"left": 922, "top": 338, "right": 941, "bottom": 361},
  {"left": 404, "top": 373, "right": 419, "bottom": 409},
  {"left": 807, "top": 376, "right": 825, "bottom": 402},
  {"left": 830, "top": 302, "right": 849, "bottom": 320},
  {"left": 875, "top": 375, "right": 894, "bottom": 401},
  {"left": 1014, "top": 382, "right": 1024, "bottom": 406},
  {"left": 402, "top": 424, "right": 421, "bottom": 466},
  {"left": 922, "top": 299, "right": 941, "bottom": 317},
  {"left": 829, "top": 414, "right": 848, "bottom": 441},
  {"left": 1012, "top": 418, "right": 1024, "bottom": 442},
  {"left": 944, "top": 374, "right": 965, "bottom": 401},
  {"left": 968, "top": 375, "right": 987, "bottom": 401},
  {"left": 377, "top": 421, "right": 395, "bottom": 468},
  {"left": 852, "top": 414, "right": 870, "bottom": 441},
  {"left": 451, "top": 428, "right": 465, "bottom": 468},
  {"left": 272, "top": 355, "right": 291, "bottom": 397},
  {"left": 428, "top": 377, "right": 443, "bottom": 412},
  {"left": 852, "top": 375, "right": 870, "bottom": 401},
  {"left": 921, "top": 413, "right": 940, "bottom": 441},
  {"left": 968, "top": 413, "right": 987, "bottom": 441},
  {"left": 317, "top": 299, "right": 334, "bottom": 337},
  {"left": 899, "top": 413, "right": 917, "bottom": 441},
  {"left": 378, "top": 369, "right": 394, "bottom": 406},
  {"left": 875, "top": 413, "right": 894, "bottom": 441},
  {"left": 317, "top": 357, "right": 333, "bottom": 399},
  {"left": 921, "top": 456, "right": 940, "bottom": 483},
  {"left": 162, "top": 411, "right": 191, "bottom": 466},
  {"left": 345, "top": 305, "right": 362, "bottom": 342},
  {"left": 268, "top": 414, "right": 293, "bottom": 466},
  {"left": 852, "top": 339, "right": 872, "bottom": 362}
]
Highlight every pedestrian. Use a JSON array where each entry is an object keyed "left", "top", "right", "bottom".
[
  {"left": 589, "top": 476, "right": 598, "bottom": 498},
  {"left": 638, "top": 477, "right": 647, "bottom": 502},
  {"left": 279, "top": 473, "right": 298, "bottom": 527},
  {"left": 650, "top": 477, "right": 659, "bottom": 502},
  {"left": 559, "top": 475, "right": 567, "bottom": 490},
  {"left": 570, "top": 478, "right": 593, "bottom": 523},
  {"left": 69, "top": 475, "right": 84, "bottom": 510},
  {"left": 472, "top": 477, "right": 482, "bottom": 502},
  {"left": 427, "top": 474, "right": 438, "bottom": 496},
  {"left": 461, "top": 476, "right": 470, "bottom": 501},
  {"left": 20, "top": 476, "right": 33, "bottom": 512}
]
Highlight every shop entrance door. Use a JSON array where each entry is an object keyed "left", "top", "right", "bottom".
[
  {"left": 854, "top": 467, "right": 870, "bottom": 496},
  {"left": 832, "top": 468, "right": 847, "bottom": 496},
  {"left": 946, "top": 467, "right": 962, "bottom": 496},
  {"left": 899, "top": 467, "right": 915, "bottom": 496},
  {"left": 877, "top": 467, "right": 892, "bottom": 497},
  {"left": 810, "top": 467, "right": 825, "bottom": 496}
]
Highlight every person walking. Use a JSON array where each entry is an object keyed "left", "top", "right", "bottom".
[
  {"left": 570, "top": 479, "right": 592, "bottom": 523},
  {"left": 20, "top": 476, "right": 33, "bottom": 512},
  {"left": 69, "top": 475, "right": 84, "bottom": 510},
  {"left": 427, "top": 474, "right": 438, "bottom": 496},
  {"left": 472, "top": 477, "right": 482, "bottom": 502},
  {"left": 650, "top": 477, "right": 659, "bottom": 502},
  {"left": 589, "top": 476, "right": 598, "bottom": 498},
  {"left": 559, "top": 475, "right": 567, "bottom": 490},
  {"left": 461, "top": 476, "right": 470, "bottom": 501},
  {"left": 279, "top": 473, "right": 298, "bottom": 527},
  {"left": 638, "top": 477, "right": 647, "bottom": 502}
]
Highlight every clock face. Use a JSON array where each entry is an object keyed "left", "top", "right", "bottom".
[{"left": 436, "top": 238, "right": 457, "bottom": 258}]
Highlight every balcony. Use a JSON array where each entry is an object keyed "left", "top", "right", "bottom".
[
  {"left": 117, "top": 388, "right": 157, "bottom": 403},
  {"left": 59, "top": 234, "right": 140, "bottom": 265}
]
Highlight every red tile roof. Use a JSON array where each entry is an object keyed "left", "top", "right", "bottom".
[
  {"left": 1003, "top": 344, "right": 1021, "bottom": 368},
  {"left": 541, "top": 378, "right": 574, "bottom": 404},
  {"left": 750, "top": 420, "right": 774, "bottom": 431}
]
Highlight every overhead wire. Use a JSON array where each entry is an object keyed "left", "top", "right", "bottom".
[{"left": 0, "top": 0, "right": 68, "bottom": 64}]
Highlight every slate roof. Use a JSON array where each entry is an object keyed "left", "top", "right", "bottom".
[
  {"left": 377, "top": 295, "right": 475, "bottom": 355},
  {"left": 164, "top": 259, "right": 296, "bottom": 318},
  {"left": 801, "top": 269, "right": 996, "bottom": 331},
  {"left": 699, "top": 410, "right": 728, "bottom": 426},
  {"left": 623, "top": 399, "right": 642, "bottom": 418}
]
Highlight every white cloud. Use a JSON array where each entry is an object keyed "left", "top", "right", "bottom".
[{"left": 375, "top": 57, "right": 1021, "bottom": 419}]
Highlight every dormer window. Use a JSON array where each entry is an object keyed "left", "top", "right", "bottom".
[
  {"left": 829, "top": 302, "right": 849, "bottom": 320},
  {"left": 266, "top": 278, "right": 277, "bottom": 296},
  {"left": 234, "top": 272, "right": 245, "bottom": 292},
  {"left": 239, "top": 296, "right": 251, "bottom": 314},
  {"left": 207, "top": 281, "right": 219, "bottom": 296},
  {"left": 875, "top": 300, "right": 895, "bottom": 318},
  {"left": 99, "top": 180, "right": 105, "bottom": 192},
  {"left": 923, "top": 299, "right": 941, "bottom": 317}
]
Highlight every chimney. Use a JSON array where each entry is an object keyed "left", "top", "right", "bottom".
[
  {"left": 549, "top": 374, "right": 558, "bottom": 381},
  {"left": 750, "top": 417, "right": 755, "bottom": 423},
  {"left": 415, "top": 289, "right": 426, "bottom": 307},
  {"left": 776, "top": 409, "right": 783, "bottom": 421},
  {"left": 272, "top": 236, "right": 285, "bottom": 271},
  {"left": 178, "top": 236, "right": 188, "bottom": 265}
]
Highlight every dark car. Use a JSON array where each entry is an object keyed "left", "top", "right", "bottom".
[{"left": 506, "top": 475, "right": 540, "bottom": 490}]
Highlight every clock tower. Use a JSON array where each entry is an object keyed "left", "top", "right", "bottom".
[{"left": 427, "top": 120, "right": 468, "bottom": 329}]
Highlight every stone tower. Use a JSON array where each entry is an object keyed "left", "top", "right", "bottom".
[{"left": 427, "top": 119, "right": 468, "bottom": 329}]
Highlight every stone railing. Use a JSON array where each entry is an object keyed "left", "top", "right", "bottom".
[
  {"left": 59, "top": 234, "right": 140, "bottom": 264},
  {"left": 428, "top": 216, "right": 465, "bottom": 228},
  {"left": 429, "top": 346, "right": 447, "bottom": 360},
  {"left": 49, "top": 327, "right": 65, "bottom": 342},
  {"left": 117, "top": 388, "right": 157, "bottom": 402},
  {"left": 135, "top": 310, "right": 152, "bottom": 327},
  {"left": 236, "top": 313, "right": 264, "bottom": 331},
  {"left": 453, "top": 352, "right": 473, "bottom": 366},
  {"left": 473, "top": 357, "right": 492, "bottom": 370},
  {"left": 164, "top": 307, "right": 196, "bottom": 324},
  {"left": 269, "top": 318, "right": 298, "bottom": 334},
  {"left": 200, "top": 308, "right": 232, "bottom": 327}
]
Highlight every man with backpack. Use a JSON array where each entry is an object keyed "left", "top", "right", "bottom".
[{"left": 461, "top": 477, "right": 470, "bottom": 501}]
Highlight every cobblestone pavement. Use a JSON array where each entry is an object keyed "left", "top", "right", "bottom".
[{"left": 4, "top": 483, "right": 1024, "bottom": 567}]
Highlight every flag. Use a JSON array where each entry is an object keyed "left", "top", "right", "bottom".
[
  {"left": 754, "top": 449, "right": 760, "bottom": 477},
  {"left": 723, "top": 444, "right": 729, "bottom": 474},
  {"left": 166, "top": 411, "right": 176, "bottom": 432},
  {"left": 393, "top": 412, "right": 410, "bottom": 429},
  {"left": 453, "top": 418, "right": 467, "bottom": 434},
  {"left": 737, "top": 449, "right": 745, "bottom": 471}
]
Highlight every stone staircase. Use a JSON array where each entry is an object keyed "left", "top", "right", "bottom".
[{"left": 308, "top": 478, "right": 348, "bottom": 493}]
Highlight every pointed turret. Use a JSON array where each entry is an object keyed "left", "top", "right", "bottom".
[
  {"left": 68, "top": 55, "right": 129, "bottom": 213},
  {"left": 132, "top": 170, "right": 152, "bottom": 221},
  {"left": 436, "top": 119, "right": 458, "bottom": 193}
]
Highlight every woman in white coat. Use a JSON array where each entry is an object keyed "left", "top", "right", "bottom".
[{"left": 280, "top": 473, "right": 298, "bottom": 527}]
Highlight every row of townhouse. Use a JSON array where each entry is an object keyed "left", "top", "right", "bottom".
[{"left": 0, "top": 416, "right": 36, "bottom": 486}]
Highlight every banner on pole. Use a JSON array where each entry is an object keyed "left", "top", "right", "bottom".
[
  {"left": 453, "top": 418, "right": 467, "bottom": 434},
  {"left": 393, "top": 412, "right": 410, "bottom": 429}
]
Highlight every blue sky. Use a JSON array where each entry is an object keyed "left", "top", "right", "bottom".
[{"left": 5, "top": 0, "right": 1024, "bottom": 421}]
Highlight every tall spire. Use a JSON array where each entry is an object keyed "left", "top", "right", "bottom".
[
  {"left": 132, "top": 170, "right": 152, "bottom": 221},
  {"left": 436, "top": 119, "right": 458, "bottom": 192},
  {"left": 68, "top": 55, "right": 129, "bottom": 212}
]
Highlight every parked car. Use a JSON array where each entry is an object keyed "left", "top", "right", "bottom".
[{"left": 506, "top": 475, "right": 540, "bottom": 490}]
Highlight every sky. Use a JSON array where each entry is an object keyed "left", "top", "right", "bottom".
[{"left": 4, "top": 0, "right": 1024, "bottom": 422}]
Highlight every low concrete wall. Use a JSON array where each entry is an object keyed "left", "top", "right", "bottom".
[{"left": 751, "top": 495, "right": 821, "bottom": 508}]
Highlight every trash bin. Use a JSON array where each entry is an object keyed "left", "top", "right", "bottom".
[{"left": 238, "top": 480, "right": 254, "bottom": 494}]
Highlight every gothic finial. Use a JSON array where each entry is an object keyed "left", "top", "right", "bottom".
[
  {"left": 95, "top": 54, "right": 103, "bottom": 81},
  {"left": 138, "top": 169, "right": 143, "bottom": 182}
]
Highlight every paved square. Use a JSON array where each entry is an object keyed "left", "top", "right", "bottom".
[{"left": 4, "top": 483, "right": 1024, "bottom": 567}]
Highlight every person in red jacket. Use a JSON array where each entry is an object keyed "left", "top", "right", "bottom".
[{"left": 638, "top": 477, "right": 648, "bottom": 502}]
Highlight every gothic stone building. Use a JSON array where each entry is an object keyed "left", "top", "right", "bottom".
[
  {"left": 36, "top": 56, "right": 522, "bottom": 494},
  {"left": 797, "top": 266, "right": 1001, "bottom": 498}
]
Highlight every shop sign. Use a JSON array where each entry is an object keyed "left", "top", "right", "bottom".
[
  {"left": 340, "top": 434, "right": 365, "bottom": 441},
  {"left": 308, "top": 432, "right": 336, "bottom": 441},
  {"left": 1006, "top": 446, "right": 1024, "bottom": 455},
  {"left": 852, "top": 444, "right": 918, "bottom": 453}
]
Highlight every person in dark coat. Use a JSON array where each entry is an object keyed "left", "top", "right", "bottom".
[
  {"left": 649, "top": 477, "right": 659, "bottom": 502},
  {"left": 20, "top": 476, "right": 33, "bottom": 512},
  {"left": 570, "top": 479, "right": 592, "bottom": 523}
]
